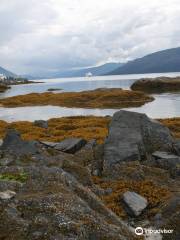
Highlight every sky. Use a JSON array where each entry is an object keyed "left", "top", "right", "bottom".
[{"left": 0, "top": 0, "right": 180, "bottom": 75}]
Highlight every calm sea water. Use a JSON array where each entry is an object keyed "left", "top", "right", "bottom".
[{"left": 0, "top": 72, "right": 180, "bottom": 122}]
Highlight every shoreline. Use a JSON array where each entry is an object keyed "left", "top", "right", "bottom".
[{"left": 0, "top": 80, "right": 43, "bottom": 93}]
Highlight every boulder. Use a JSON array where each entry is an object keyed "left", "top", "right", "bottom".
[
  {"left": 55, "top": 138, "right": 87, "bottom": 154},
  {"left": 0, "top": 190, "right": 16, "bottom": 200},
  {"left": 0, "top": 129, "right": 39, "bottom": 156},
  {"left": 122, "top": 191, "right": 148, "bottom": 217},
  {"left": 104, "top": 110, "right": 175, "bottom": 170},
  {"left": 34, "top": 120, "right": 48, "bottom": 129}
]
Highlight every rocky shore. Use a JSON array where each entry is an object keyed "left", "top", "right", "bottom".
[
  {"left": 0, "top": 77, "right": 41, "bottom": 93},
  {"left": 0, "top": 110, "right": 180, "bottom": 239},
  {"left": 131, "top": 77, "right": 180, "bottom": 93},
  {"left": 0, "top": 84, "right": 11, "bottom": 93}
]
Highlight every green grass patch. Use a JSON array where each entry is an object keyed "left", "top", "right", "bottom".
[{"left": 0, "top": 172, "right": 28, "bottom": 183}]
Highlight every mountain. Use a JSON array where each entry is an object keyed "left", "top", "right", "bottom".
[
  {"left": 0, "top": 66, "right": 16, "bottom": 77},
  {"left": 53, "top": 63, "right": 124, "bottom": 78},
  {"left": 108, "top": 47, "right": 180, "bottom": 75},
  {"left": 35, "top": 63, "right": 124, "bottom": 79}
]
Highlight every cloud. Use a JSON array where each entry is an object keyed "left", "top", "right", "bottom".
[{"left": 0, "top": 0, "right": 180, "bottom": 75}]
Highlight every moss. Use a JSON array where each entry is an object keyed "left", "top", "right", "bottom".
[
  {"left": 92, "top": 177, "right": 171, "bottom": 219},
  {"left": 0, "top": 88, "right": 154, "bottom": 108},
  {"left": 0, "top": 116, "right": 179, "bottom": 145},
  {"left": 0, "top": 116, "right": 110, "bottom": 144},
  {"left": 0, "top": 172, "right": 28, "bottom": 183}
]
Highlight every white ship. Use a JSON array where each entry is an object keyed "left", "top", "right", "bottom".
[{"left": 85, "top": 72, "right": 93, "bottom": 77}]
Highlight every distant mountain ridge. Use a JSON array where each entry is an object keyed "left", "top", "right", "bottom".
[
  {"left": 0, "top": 66, "right": 16, "bottom": 77},
  {"left": 50, "top": 62, "right": 124, "bottom": 78},
  {"left": 107, "top": 47, "right": 180, "bottom": 75},
  {"left": 3, "top": 47, "right": 180, "bottom": 79},
  {"left": 25, "top": 62, "right": 124, "bottom": 79}
]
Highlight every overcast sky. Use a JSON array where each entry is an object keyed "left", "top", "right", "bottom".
[{"left": 0, "top": 0, "right": 180, "bottom": 75}]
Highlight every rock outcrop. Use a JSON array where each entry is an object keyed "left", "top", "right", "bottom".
[
  {"left": 104, "top": 110, "right": 176, "bottom": 171},
  {"left": 0, "top": 112, "right": 180, "bottom": 239},
  {"left": 0, "top": 131, "right": 135, "bottom": 240},
  {"left": 131, "top": 77, "right": 180, "bottom": 93}
]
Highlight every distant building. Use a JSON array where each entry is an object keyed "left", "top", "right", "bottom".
[
  {"left": 85, "top": 72, "right": 93, "bottom": 77},
  {"left": 0, "top": 74, "right": 6, "bottom": 81}
]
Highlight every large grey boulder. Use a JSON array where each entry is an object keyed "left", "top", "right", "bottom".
[
  {"left": 0, "top": 129, "right": 39, "bottom": 156},
  {"left": 122, "top": 191, "right": 148, "bottom": 217},
  {"left": 104, "top": 110, "right": 175, "bottom": 170},
  {"left": 55, "top": 138, "right": 87, "bottom": 154}
]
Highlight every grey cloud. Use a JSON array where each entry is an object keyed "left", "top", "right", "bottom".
[{"left": 0, "top": 0, "right": 180, "bottom": 75}]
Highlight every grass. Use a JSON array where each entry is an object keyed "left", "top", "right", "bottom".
[
  {"left": 0, "top": 172, "right": 28, "bottom": 183},
  {"left": 159, "top": 118, "right": 180, "bottom": 139},
  {"left": 92, "top": 177, "right": 171, "bottom": 219},
  {"left": 0, "top": 116, "right": 179, "bottom": 145},
  {"left": 0, "top": 88, "right": 154, "bottom": 108}
]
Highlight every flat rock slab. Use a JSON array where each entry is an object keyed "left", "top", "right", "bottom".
[
  {"left": 40, "top": 141, "right": 58, "bottom": 148},
  {"left": 152, "top": 151, "right": 180, "bottom": 177},
  {"left": 0, "top": 190, "right": 16, "bottom": 200},
  {"left": 152, "top": 151, "right": 180, "bottom": 160},
  {"left": 55, "top": 138, "right": 87, "bottom": 154},
  {"left": 123, "top": 191, "right": 148, "bottom": 217}
]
